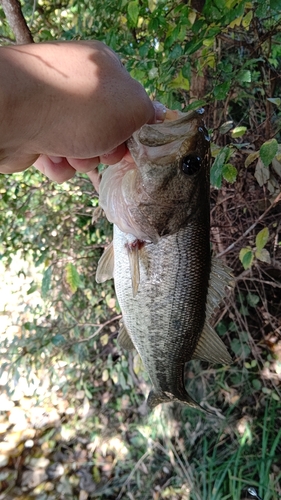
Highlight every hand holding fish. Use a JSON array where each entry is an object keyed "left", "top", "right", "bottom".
[{"left": 0, "top": 40, "right": 166, "bottom": 182}]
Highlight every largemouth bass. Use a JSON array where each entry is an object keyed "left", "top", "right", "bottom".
[{"left": 96, "top": 109, "right": 232, "bottom": 411}]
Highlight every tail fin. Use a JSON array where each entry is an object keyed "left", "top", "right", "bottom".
[{"left": 147, "top": 389, "right": 206, "bottom": 413}]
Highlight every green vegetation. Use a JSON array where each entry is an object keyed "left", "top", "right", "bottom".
[{"left": 0, "top": 0, "right": 280, "bottom": 498}]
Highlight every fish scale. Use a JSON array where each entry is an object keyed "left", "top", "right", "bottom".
[{"left": 113, "top": 219, "right": 210, "bottom": 409}]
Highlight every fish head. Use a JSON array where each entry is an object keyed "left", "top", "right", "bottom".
[
  {"left": 125, "top": 109, "right": 210, "bottom": 241},
  {"left": 98, "top": 108, "right": 210, "bottom": 242}
]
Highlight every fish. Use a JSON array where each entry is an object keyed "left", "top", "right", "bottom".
[{"left": 96, "top": 108, "right": 232, "bottom": 411}]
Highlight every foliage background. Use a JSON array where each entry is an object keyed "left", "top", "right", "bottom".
[{"left": 0, "top": 0, "right": 281, "bottom": 499}]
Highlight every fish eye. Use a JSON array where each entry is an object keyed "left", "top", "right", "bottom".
[{"left": 181, "top": 154, "right": 202, "bottom": 175}]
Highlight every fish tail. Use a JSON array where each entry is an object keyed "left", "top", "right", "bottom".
[{"left": 147, "top": 389, "right": 204, "bottom": 412}]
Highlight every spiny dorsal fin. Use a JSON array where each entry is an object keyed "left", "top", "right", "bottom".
[
  {"left": 193, "top": 257, "right": 233, "bottom": 365},
  {"left": 95, "top": 241, "right": 114, "bottom": 283},
  {"left": 117, "top": 320, "right": 135, "bottom": 351},
  {"left": 206, "top": 257, "right": 233, "bottom": 319},
  {"left": 127, "top": 246, "right": 140, "bottom": 297},
  {"left": 193, "top": 321, "right": 232, "bottom": 364}
]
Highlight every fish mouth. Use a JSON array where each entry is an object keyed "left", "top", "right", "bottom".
[
  {"left": 137, "top": 108, "right": 207, "bottom": 145},
  {"left": 127, "top": 108, "right": 209, "bottom": 166}
]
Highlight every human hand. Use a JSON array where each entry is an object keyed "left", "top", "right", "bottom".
[{"left": 0, "top": 40, "right": 166, "bottom": 183}]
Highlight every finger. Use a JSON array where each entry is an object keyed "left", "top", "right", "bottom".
[
  {"left": 87, "top": 169, "right": 101, "bottom": 192},
  {"left": 149, "top": 101, "right": 167, "bottom": 124},
  {"left": 66, "top": 156, "right": 100, "bottom": 172},
  {"left": 100, "top": 143, "right": 127, "bottom": 165},
  {"left": 34, "top": 155, "right": 76, "bottom": 182}
]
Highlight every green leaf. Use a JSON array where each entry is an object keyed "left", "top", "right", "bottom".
[
  {"left": 213, "top": 82, "right": 231, "bottom": 100},
  {"left": 219, "top": 121, "right": 233, "bottom": 134},
  {"left": 242, "top": 10, "right": 253, "bottom": 28},
  {"left": 239, "top": 248, "right": 254, "bottom": 270},
  {"left": 148, "top": 0, "right": 156, "bottom": 12},
  {"left": 256, "top": 2, "right": 268, "bottom": 17},
  {"left": 231, "top": 126, "right": 247, "bottom": 138},
  {"left": 27, "top": 283, "right": 37, "bottom": 295},
  {"left": 185, "top": 99, "right": 206, "bottom": 111},
  {"left": 237, "top": 70, "right": 251, "bottom": 83},
  {"left": 230, "top": 338, "right": 241, "bottom": 356},
  {"left": 252, "top": 379, "right": 262, "bottom": 391},
  {"left": 210, "top": 147, "right": 230, "bottom": 188},
  {"left": 259, "top": 138, "right": 278, "bottom": 167},
  {"left": 255, "top": 248, "right": 271, "bottom": 264},
  {"left": 168, "top": 44, "right": 183, "bottom": 59},
  {"left": 216, "top": 322, "right": 227, "bottom": 336},
  {"left": 246, "top": 293, "right": 260, "bottom": 307},
  {"left": 65, "top": 262, "right": 81, "bottom": 293},
  {"left": 148, "top": 67, "right": 158, "bottom": 79},
  {"left": 184, "top": 38, "right": 203, "bottom": 55},
  {"left": 245, "top": 151, "right": 259, "bottom": 168},
  {"left": 222, "top": 164, "right": 237, "bottom": 183},
  {"left": 255, "top": 227, "right": 269, "bottom": 251},
  {"left": 127, "top": 0, "right": 139, "bottom": 27},
  {"left": 267, "top": 97, "right": 281, "bottom": 107},
  {"left": 239, "top": 304, "right": 249, "bottom": 316},
  {"left": 168, "top": 70, "right": 189, "bottom": 91},
  {"left": 51, "top": 334, "right": 65, "bottom": 346},
  {"left": 41, "top": 265, "right": 52, "bottom": 299}
]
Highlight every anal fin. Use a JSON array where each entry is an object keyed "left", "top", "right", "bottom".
[
  {"left": 193, "top": 322, "right": 232, "bottom": 365},
  {"left": 95, "top": 241, "right": 114, "bottom": 283},
  {"left": 117, "top": 320, "right": 135, "bottom": 351}
]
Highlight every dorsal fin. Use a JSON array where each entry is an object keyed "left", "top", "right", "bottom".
[
  {"left": 193, "top": 257, "right": 233, "bottom": 364},
  {"left": 206, "top": 257, "right": 233, "bottom": 319},
  {"left": 95, "top": 241, "right": 114, "bottom": 283},
  {"left": 117, "top": 320, "right": 135, "bottom": 351}
]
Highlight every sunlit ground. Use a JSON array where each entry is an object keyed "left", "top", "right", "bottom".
[{"left": 0, "top": 257, "right": 280, "bottom": 500}]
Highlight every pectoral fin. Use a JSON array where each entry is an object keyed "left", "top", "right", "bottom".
[
  {"left": 95, "top": 242, "right": 114, "bottom": 283},
  {"left": 193, "top": 322, "right": 232, "bottom": 365},
  {"left": 117, "top": 320, "right": 135, "bottom": 351},
  {"left": 127, "top": 246, "right": 140, "bottom": 297}
]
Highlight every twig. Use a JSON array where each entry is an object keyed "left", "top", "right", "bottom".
[
  {"left": 217, "top": 191, "right": 281, "bottom": 257},
  {"left": 73, "top": 315, "right": 122, "bottom": 344},
  {"left": 0, "top": 0, "right": 34, "bottom": 44}
]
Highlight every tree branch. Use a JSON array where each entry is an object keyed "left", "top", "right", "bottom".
[{"left": 0, "top": 0, "right": 34, "bottom": 44}]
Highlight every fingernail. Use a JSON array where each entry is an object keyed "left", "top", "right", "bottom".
[
  {"left": 153, "top": 101, "right": 167, "bottom": 122},
  {"left": 48, "top": 156, "right": 63, "bottom": 164},
  {"left": 102, "top": 147, "right": 118, "bottom": 158}
]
